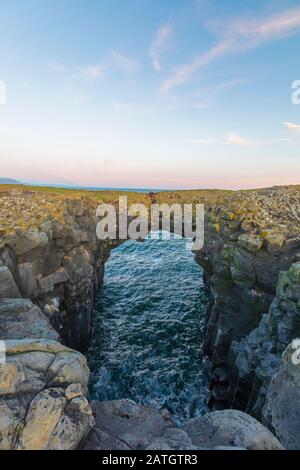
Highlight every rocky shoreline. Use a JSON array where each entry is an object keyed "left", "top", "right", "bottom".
[{"left": 0, "top": 184, "right": 300, "bottom": 449}]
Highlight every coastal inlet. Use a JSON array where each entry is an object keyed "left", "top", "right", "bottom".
[{"left": 88, "top": 232, "right": 210, "bottom": 422}]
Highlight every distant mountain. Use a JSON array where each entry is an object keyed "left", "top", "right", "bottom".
[{"left": 0, "top": 177, "right": 21, "bottom": 185}]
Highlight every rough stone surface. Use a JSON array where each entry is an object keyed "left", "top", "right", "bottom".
[
  {"left": 262, "top": 341, "right": 300, "bottom": 450},
  {"left": 18, "top": 262, "right": 38, "bottom": 297},
  {"left": 228, "top": 261, "right": 300, "bottom": 418},
  {"left": 0, "top": 265, "right": 21, "bottom": 298},
  {"left": 82, "top": 400, "right": 282, "bottom": 451},
  {"left": 184, "top": 410, "right": 284, "bottom": 450},
  {"left": 196, "top": 186, "right": 300, "bottom": 415},
  {"left": 0, "top": 298, "right": 59, "bottom": 341},
  {"left": 238, "top": 234, "right": 264, "bottom": 254},
  {"left": 81, "top": 400, "right": 199, "bottom": 450},
  {"left": 8, "top": 230, "right": 49, "bottom": 256},
  {"left": 37, "top": 268, "right": 69, "bottom": 294},
  {"left": 1, "top": 185, "right": 300, "bottom": 449},
  {"left": 0, "top": 339, "right": 94, "bottom": 450}
]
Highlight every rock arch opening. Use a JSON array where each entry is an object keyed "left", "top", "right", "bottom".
[{"left": 87, "top": 232, "right": 210, "bottom": 422}]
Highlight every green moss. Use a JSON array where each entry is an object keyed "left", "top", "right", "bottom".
[{"left": 288, "top": 262, "right": 300, "bottom": 284}]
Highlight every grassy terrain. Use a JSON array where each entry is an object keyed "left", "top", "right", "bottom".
[
  {"left": 0, "top": 184, "right": 151, "bottom": 235},
  {"left": 0, "top": 184, "right": 229, "bottom": 235},
  {"left": 1, "top": 183, "right": 299, "bottom": 236}
]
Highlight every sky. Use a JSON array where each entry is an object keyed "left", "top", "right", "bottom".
[{"left": 0, "top": 0, "right": 300, "bottom": 190}]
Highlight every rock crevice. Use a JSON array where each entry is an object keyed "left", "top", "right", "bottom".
[{"left": 0, "top": 185, "right": 300, "bottom": 449}]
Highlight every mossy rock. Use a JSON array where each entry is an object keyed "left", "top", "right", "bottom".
[
  {"left": 210, "top": 222, "right": 220, "bottom": 233},
  {"left": 288, "top": 262, "right": 300, "bottom": 284},
  {"left": 238, "top": 234, "right": 264, "bottom": 254},
  {"left": 222, "top": 211, "right": 236, "bottom": 221},
  {"left": 231, "top": 248, "right": 256, "bottom": 288},
  {"left": 276, "top": 271, "right": 291, "bottom": 297}
]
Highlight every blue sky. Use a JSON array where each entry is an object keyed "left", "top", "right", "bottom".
[{"left": 0, "top": 0, "right": 300, "bottom": 189}]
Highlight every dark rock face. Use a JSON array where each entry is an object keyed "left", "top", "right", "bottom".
[
  {"left": 229, "top": 262, "right": 300, "bottom": 417},
  {"left": 262, "top": 342, "right": 300, "bottom": 450},
  {"left": 196, "top": 187, "right": 300, "bottom": 415},
  {"left": 0, "top": 298, "right": 59, "bottom": 341},
  {"left": 0, "top": 193, "right": 122, "bottom": 449},
  {"left": 0, "top": 198, "right": 111, "bottom": 352},
  {"left": 0, "top": 264, "right": 22, "bottom": 298}
]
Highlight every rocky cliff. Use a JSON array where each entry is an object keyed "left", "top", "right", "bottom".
[
  {"left": 0, "top": 188, "right": 119, "bottom": 448},
  {"left": 195, "top": 185, "right": 300, "bottom": 420},
  {"left": 0, "top": 184, "right": 300, "bottom": 449}
]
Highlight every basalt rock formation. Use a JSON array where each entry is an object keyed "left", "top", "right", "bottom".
[
  {"left": 0, "top": 184, "right": 299, "bottom": 449},
  {"left": 0, "top": 189, "right": 113, "bottom": 448},
  {"left": 196, "top": 186, "right": 300, "bottom": 419},
  {"left": 0, "top": 190, "right": 116, "bottom": 352}
]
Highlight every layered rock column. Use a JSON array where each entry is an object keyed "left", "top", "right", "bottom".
[{"left": 196, "top": 188, "right": 300, "bottom": 412}]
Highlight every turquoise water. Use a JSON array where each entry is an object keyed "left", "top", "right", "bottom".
[{"left": 88, "top": 232, "right": 210, "bottom": 422}]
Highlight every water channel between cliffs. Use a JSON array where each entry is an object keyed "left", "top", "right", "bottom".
[{"left": 87, "top": 232, "right": 210, "bottom": 423}]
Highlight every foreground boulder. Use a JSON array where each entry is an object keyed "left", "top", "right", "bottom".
[
  {"left": 81, "top": 399, "right": 282, "bottom": 450},
  {"left": 0, "top": 298, "right": 59, "bottom": 341},
  {"left": 263, "top": 340, "right": 300, "bottom": 450},
  {"left": 81, "top": 399, "right": 197, "bottom": 450},
  {"left": 0, "top": 339, "right": 94, "bottom": 450},
  {"left": 183, "top": 410, "right": 284, "bottom": 450}
]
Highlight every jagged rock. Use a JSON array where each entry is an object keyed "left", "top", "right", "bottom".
[
  {"left": 82, "top": 400, "right": 283, "bottom": 451},
  {"left": 264, "top": 232, "right": 285, "bottom": 254},
  {"left": 8, "top": 230, "right": 48, "bottom": 256},
  {"left": 253, "top": 250, "right": 279, "bottom": 292},
  {"left": 1, "top": 184, "right": 300, "bottom": 449},
  {"left": 263, "top": 341, "right": 300, "bottom": 449},
  {"left": 47, "top": 396, "right": 94, "bottom": 450},
  {"left": 231, "top": 248, "right": 256, "bottom": 288},
  {"left": 238, "top": 234, "right": 264, "bottom": 254},
  {"left": 0, "top": 297, "right": 33, "bottom": 315},
  {"left": 288, "top": 262, "right": 300, "bottom": 283},
  {"left": 51, "top": 221, "right": 65, "bottom": 240},
  {"left": 63, "top": 247, "right": 93, "bottom": 283},
  {"left": 18, "top": 262, "right": 38, "bottom": 297},
  {"left": 0, "top": 403, "right": 22, "bottom": 450},
  {"left": 17, "top": 388, "right": 66, "bottom": 450},
  {"left": 0, "top": 298, "right": 59, "bottom": 341},
  {"left": 37, "top": 268, "right": 69, "bottom": 294},
  {"left": 230, "top": 261, "right": 300, "bottom": 418},
  {"left": 0, "top": 339, "right": 93, "bottom": 450},
  {"left": 197, "top": 186, "right": 300, "bottom": 414},
  {"left": 81, "top": 399, "right": 196, "bottom": 450},
  {"left": 222, "top": 212, "right": 236, "bottom": 221},
  {"left": 48, "top": 351, "right": 90, "bottom": 386},
  {"left": 183, "top": 410, "right": 284, "bottom": 450},
  {"left": 0, "top": 265, "right": 21, "bottom": 298},
  {"left": 0, "top": 248, "right": 17, "bottom": 278},
  {"left": 65, "top": 383, "right": 84, "bottom": 400},
  {"left": 0, "top": 362, "right": 24, "bottom": 395}
]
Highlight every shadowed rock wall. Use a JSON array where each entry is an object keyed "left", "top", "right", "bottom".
[{"left": 0, "top": 185, "right": 300, "bottom": 448}]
